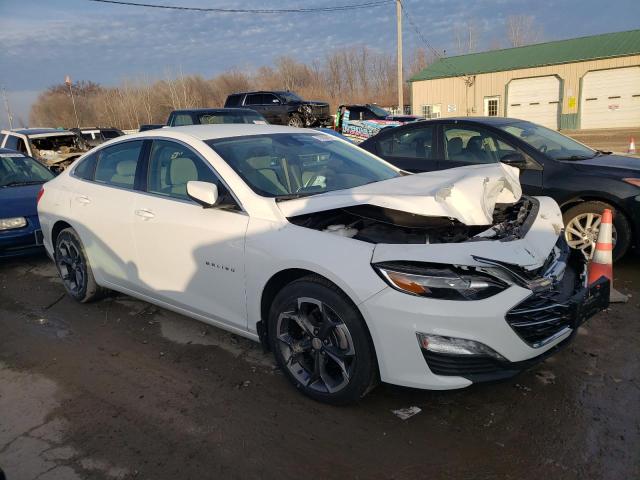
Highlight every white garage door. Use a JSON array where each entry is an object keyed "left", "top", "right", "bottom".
[
  {"left": 507, "top": 76, "right": 560, "bottom": 129},
  {"left": 580, "top": 67, "right": 640, "bottom": 129}
]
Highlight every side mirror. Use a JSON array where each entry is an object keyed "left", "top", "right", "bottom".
[
  {"left": 500, "top": 152, "right": 528, "bottom": 169},
  {"left": 273, "top": 98, "right": 281, "bottom": 104},
  {"left": 187, "top": 181, "right": 218, "bottom": 208}
]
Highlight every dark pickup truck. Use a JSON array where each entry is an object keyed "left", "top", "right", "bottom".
[{"left": 224, "top": 91, "right": 331, "bottom": 128}]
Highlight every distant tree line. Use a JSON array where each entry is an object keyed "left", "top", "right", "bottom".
[
  {"left": 29, "top": 15, "right": 541, "bottom": 129},
  {"left": 29, "top": 46, "right": 431, "bottom": 130}
]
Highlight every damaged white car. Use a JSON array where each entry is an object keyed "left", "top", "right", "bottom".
[{"left": 37, "top": 125, "right": 609, "bottom": 404}]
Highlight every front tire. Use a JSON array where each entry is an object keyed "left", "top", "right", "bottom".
[
  {"left": 268, "top": 275, "right": 378, "bottom": 405},
  {"left": 563, "top": 201, "right": 631, "bottom": 261},
  {"left": 287, "top": 113, "right": 304, "bottom": 128},
  {"left": 54, "top": 227, "right": 107, "bottom": 302}
]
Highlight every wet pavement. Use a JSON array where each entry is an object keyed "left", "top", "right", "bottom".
[{"left": 1, "top": 254, "right": 639, "bottom": 479}]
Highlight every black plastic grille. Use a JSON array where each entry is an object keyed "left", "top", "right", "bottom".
[{"left": 506, "top": 293, "right": 575, "bottom": 347}]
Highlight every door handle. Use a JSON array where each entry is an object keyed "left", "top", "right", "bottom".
[
  {"left": 135, "top": 209, "right": 155, "bottom": 220},
  {"left": 75, "top": 195, "right": 91, "bottom": 205}
]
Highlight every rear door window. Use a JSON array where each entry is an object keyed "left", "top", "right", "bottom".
[
  {"left": 171, "top": 114, "right": 195, "bottom": 126},
  {"left": 225, "top": 94, "right": 242, "bottom": 107},
  {"left": 377, "top": 125, "right": 435, "bottom": 160},
  {"left": 245, "top": 94, "right": 264, "bottom": 105},
  {"left": 94, "top": 141, "right": 144, "bottom": 189}
]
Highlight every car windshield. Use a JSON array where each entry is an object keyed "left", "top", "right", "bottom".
[
  {"left": 279, "top": 92, "right": 302, "bottom": 103},
  {"left": 498, "top": 121, "right": 597, "bottom": 160},
  {"left": 206, "top": 133, "right": 399, "bottom": 198},
  {"left": 31, "top": 134, "right": 81, "bottom": 151},
  {"left": 368, "top": 104, "right": 391, "bottom": 117},
  {"left": 197, "top": 111, "right": 267, "bottom": 125},
  {"left": 0, "top": 153, "right": 54, "bottom": 187}
]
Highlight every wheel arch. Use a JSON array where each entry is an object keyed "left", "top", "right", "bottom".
[
  {"left": 257, "top": 268, "right": 376, "bottom": 356},
  {"left": 51, "top": 220, "right": 74, "bottom": 248},
  {"left": 559, "top": 194, "right": 632, "bottom": 224}
]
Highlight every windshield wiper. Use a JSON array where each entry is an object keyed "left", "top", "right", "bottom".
[
  {"left": 275, "top": 193, "right": 316, "bottom": 201},
  {"left": 556, "top": 155, "right": 592, "bottom": 161},
  {"left": 0, "top": 180, "right": 45, "bottom": 188}
]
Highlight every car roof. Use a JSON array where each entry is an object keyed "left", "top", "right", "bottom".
[
  {"left": 418, "top": 116, "right": 529, "bottom": 126},
  {"left": 130, "top": 124, "right": 319, "bottom": 141},
  {"left": 5, "top": 128, "right": 75, "bottom": 136},
  {"left": 171, "top": 108, "right": 260, "bottom": 113}
]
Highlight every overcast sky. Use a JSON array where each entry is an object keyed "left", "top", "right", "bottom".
[{"left": 1, "top": 0, "right": 639, "bottom": 128}]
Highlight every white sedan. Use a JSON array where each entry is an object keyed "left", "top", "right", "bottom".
[{"left": 37, "top": 124, "right": 608, "bottom": 404}]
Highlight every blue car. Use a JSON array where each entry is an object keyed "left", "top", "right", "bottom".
[{"left": 0, "top": 148, "right": 55, "bottom": 258}]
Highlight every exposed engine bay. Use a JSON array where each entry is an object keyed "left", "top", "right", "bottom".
[{"left": 288, "top": 196, "right": 536, "bottom": 245}]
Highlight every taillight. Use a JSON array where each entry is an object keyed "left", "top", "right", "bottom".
[{"left": 37, "top": 187, "right": 44, "bottom": 204}]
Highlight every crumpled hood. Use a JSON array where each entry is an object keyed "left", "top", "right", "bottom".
[{"left": 277, "top": 163, "right": 522, "bottom": 225}]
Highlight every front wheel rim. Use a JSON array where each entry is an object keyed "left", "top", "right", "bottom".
[
  {"left": 56, "top": 238, "right": 86, "bottom": 295},
  {"left": 288, "top": 116, "right": 302, "bottom": 127},
  {"left": 565, "top": 212, "right": 617, "bottom": 258},
  {"left": 276, "top": 297, "right": 355, "bottom": 394}
]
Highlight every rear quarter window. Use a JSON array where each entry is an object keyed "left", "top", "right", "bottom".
[{"left": 72, "top": 151, "right": 99, "bottom": 180}]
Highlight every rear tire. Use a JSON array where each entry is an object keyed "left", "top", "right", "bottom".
[
  {"left": 54, "top": 227, "right": 107, "bottom": 303},
  {"left": 268, "top": 275, "right": 378, "bottom": 405},
  {"left": 563, "top": 201, "right": 631, "bottom": 261}
]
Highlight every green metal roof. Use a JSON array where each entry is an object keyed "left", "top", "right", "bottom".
[{"left": 409, "top": 29, "right": 640, "bottom": 82}]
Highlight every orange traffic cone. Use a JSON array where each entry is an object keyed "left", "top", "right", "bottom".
[
  {"left": 588, "top": 209, "right": 613, "bottom": 285},
  {"left": 628, "top": 137, "right": 637, "bottom": 155},
  {"left": 588, "top": 209, "right": 627, "bottom": 303}
]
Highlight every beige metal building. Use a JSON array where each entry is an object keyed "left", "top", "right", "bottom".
[{"left": 409, "top": 30, "right": 640, "bottom": 130}]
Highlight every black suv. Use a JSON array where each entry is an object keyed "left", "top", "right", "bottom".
[
  {"left": 166, "top": 108, "right": 267, "bottom": 127},
  {"left": 224, "top": 91, "right": 331, "bottom": 127},
  {"left": 359, "top": 117, "right": 640, "bottom": 260}
]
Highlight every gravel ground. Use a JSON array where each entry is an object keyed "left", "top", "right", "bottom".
[{"left": 1, "top": 254, "right": 639, "bottom": 480}]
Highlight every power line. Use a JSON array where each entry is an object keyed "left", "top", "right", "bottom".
[
  {"left": 87, "top": 0, "right": 395, "bottom": 13},
  {"left": 399, "top": 1, "right": 444, "bottom": 61}
]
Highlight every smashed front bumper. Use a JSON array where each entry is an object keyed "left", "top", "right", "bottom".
[
  {"left": 361, "top": 235, "right": 609, "bottom": 390},
  {"left": 422, "top": 276, "right": 609, "bottom": 383}
]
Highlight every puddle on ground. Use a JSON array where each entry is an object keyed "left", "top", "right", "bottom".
[
  {"left": 0, "top": 363, "right": 130, "bottom": 480},
  {"left": 24, "top": 312, "right": 72, "bottom": 339},
  {"left": 114, "top": 295, "right": 275, "bottom": 368},
  {"left": 159, "top": 314, "right": 275, "bottom": 368}
]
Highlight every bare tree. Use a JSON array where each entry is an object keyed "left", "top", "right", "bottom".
[
  {"left": 506, "top": 15, "right": 542, "bottom": 47},
  {"left": 453, "top": 20, "right": 479, "bottom": 55}
]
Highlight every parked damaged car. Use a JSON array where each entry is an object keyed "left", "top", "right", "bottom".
[
  {"left": 70, "top": 127, "right": 124, "bottom": 147},
  {"left": 1, "top": 148, "right": 55, "bottom": 258},
  {"left": 224, "top": 91, "right": 331, "bottom": 127},
  {"left": 38, "top": 125, "right": 609, "bottom": 404},
  {"left": 166, "top": 108, "right": 267, "bottom": 127},
  {"left": 0, "top": 128, "right": 89, "bottom": 169}
]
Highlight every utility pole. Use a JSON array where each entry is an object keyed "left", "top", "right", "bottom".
[
  {"left": 396, "top": 0, "right": 403, "bottom": 114},
  {"left": 65, "top": 75, "right": 80, "bottom": 128},
  {"left": 1, "top": 87, "right": 14, "bottom": 130}
]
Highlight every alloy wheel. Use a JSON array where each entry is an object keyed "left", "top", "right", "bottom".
[
  {"left": 287, "top": 115, "right": 303, "bottom": 128},
  {"left": 56, "top": 237, "right": 86, "bottom": 295},
  {"left": 276, "top": 297, "right": 355, "bottom": 394},
  {"left": 565, "top": 212, "right": 617, "bottom": 258}
]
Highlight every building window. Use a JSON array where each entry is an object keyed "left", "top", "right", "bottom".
[
  {"left": 484, "top": 96, "right": 500, "bottom": 117},
  {"left": 421, "top": 104, "right": 441, "bottom": 119}
]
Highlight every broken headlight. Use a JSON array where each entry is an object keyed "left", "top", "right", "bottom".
[{"left": 373, "top": 262, "right": 507, "bottom": 300}]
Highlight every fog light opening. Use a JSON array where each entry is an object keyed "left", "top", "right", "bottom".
[{"left": 416, "top": 333, "right": 506, "bottom": 361}]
